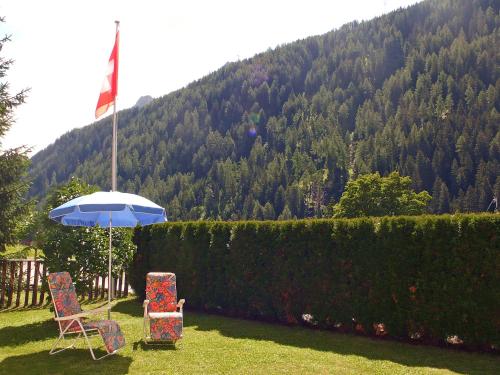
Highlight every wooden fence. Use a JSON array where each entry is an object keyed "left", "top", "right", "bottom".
[{"left": 0, "top": 259, "right": 129, "bottom": 309}]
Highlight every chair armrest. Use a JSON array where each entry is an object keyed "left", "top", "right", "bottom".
[
  {"left": 177, "top": 299, "right": 186, "bottom": 312},
  {"left": 54, "top": 304, "right": 111, "bottom": 321}
]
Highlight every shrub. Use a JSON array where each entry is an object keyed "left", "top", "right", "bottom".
[{"left": 131, "top": 214, "right": 500, "bottom": 349}]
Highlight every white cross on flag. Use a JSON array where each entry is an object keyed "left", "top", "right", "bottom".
[{"left": 95, "top": 30, "right": 119, "bottom": 119}]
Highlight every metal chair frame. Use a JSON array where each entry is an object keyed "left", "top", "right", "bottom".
[
  {"left": 142, "top": 298, "right": 185, "bottom": 345},
  {"left": 48, "top": 279, "right": 120, "bottom": 360}
]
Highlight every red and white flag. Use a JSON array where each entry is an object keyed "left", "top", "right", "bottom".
[{"left": 95, "top": 30, "right": 119, "bottom": 119}]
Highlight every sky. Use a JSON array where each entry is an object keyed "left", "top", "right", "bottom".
[{"left": 1, "top": 0, "right": 421, "bottom": 155}]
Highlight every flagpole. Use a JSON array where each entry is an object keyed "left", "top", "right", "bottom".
[
  {"left": 109, "top": 20, "right": 119, "bottom": 318},
  {"left": 108, "top": 213, "right": 113, "bottom": 319},
  {"left": 111, "top": 20, "right": 119, "bottom": 192}
]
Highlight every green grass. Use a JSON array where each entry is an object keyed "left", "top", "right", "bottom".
[
  {"left": 1, "top": 244, "right": 44, "bottom": 259},
  {"left": 0, "top": 298, "right": 498, "bottom": 374}
]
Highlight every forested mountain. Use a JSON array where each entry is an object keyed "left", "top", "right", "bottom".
[{"left": 29, "top": 0, "right": 499, "bottom": 220}]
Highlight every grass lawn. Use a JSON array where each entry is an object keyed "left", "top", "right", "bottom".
[
  {"left": 2, "top": 244, "right": 43, "bottom": 259},
  {"left": 0, "top": 298, "right": 498, "bottom": 374}
]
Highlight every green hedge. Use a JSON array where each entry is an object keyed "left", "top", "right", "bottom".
[{"left": 131, "top": 214, "right": 500, "bottom": 349}]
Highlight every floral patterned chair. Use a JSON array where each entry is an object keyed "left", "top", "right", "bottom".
[
  {"left": 143, "top": 272, "right": 185, "bottom": 345},
  {"left": 47, "top": 272, "right": 126, "bottom": 360}
]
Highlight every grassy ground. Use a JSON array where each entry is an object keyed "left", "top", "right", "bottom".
[
  {"left": 0, "top": 298, "right": 498, "bottom": 375},
  {"left": 1, "top": 244, "right": 43, "bottom": 259}
]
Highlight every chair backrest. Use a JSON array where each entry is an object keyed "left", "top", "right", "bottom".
[
  {"left": 146, "top": 272, "right": 177, "bottom": 313},
  {"left": 48, "top": 272, "right": 82, "bottom": 331}
]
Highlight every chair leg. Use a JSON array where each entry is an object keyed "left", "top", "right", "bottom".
[
  {"left": 143, "top": 315, "right": 183, "bottom": 346},
  {"left": 50, "top": 322, "right": 81, "bottom": 355},
  {"left": 143, "top": 316, "right": 155, "bottom": 344},
  {"left": 50, "top": 320, "right": 118, "bottom": 361},
  {"left": 81, "top": 329, "right": 120, "bottom": 361},
  {"left": 49, "top": 333, "right": 80, "bottom": 355}
]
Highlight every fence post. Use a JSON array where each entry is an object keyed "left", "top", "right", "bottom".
[
  {"left": 0, "top": 260, "right": 6, "bottom": 307},
  {"left": 7, "top": 261, "right": 15, "bottom": 307},
  {"left": 38, "top": 262, "right": 47, "bottom": 305},
  {"left": 88, "top": 277, "right": 93, "bottom": 300},
  {"left": 117, "top": 270, "right": 123, "bottom": 298},
  {"left": 24, "top": 261, "right": 31, "bottom": 306},
  {"left": 94, "top": 276, "right": 99, "bottom": 299},
  {"left": 16, "top": 261, "right": 23, "bottom": 306},
  {"left": 31, "top": 261, "right": 39, "bottom": 306},
  {"left": 123, "top": 272, "right": 128, "bottom": 297},
  {"left": 101, "top": 276, "right": 105, "bottom": 299}
]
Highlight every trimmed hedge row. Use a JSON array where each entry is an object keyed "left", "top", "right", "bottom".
[{"left": 130, "top": 214, "right": 500, "bottom": 349}]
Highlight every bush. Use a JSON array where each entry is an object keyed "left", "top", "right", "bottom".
[{"left": 131, "top": 214, "right": 500, "bottom": 349}]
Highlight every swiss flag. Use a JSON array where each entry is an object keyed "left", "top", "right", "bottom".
[{"left": 95, "top": 30, "right": 119, "bottom": 119}]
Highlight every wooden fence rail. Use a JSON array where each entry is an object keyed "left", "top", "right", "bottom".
[{"left": 0, "top": 259, "right": 128, "bottom": 309}]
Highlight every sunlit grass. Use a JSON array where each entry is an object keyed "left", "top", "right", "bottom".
[
  {"left": 0, "top": 298, "right": 498, "bottom": 374},
  {"left": 2, "top": 244, "right": 44, "bottom": 259}
]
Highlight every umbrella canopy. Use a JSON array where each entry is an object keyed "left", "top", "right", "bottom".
[
  {"left": 49, "top": 191, "right": 167, "bottom": 227},
  {"left": 49, "top": 190, "right": 167, "bottom": 318}
]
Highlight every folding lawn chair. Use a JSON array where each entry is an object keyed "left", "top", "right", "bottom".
[
  {"left": 143, "top": 272, "right": 185, "bottom": 345},
  {"left": 47, "top": 271, "right": 126, "bottom": 360}
]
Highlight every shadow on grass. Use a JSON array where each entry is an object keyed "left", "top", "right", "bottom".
[
  {"left": 113, "top": 298, "right": 143, "bottom": 317},
  {"left": 0, "top": 319, "right": 55, "bottom": 347},
  {"left": 0, "top": 299, "right": 136, "bottom": 349},
  {"left": 186, "top": 311, "right": 499, "bottom": 375},
  {"left": 111, "top": 299, "right": 499, "bottom": 374},
  {"left": 0, "top": 350, "right": 132, "bottom": 374},
  {"left": 0, "top": 303, "right": 50, "bottom": 312},
  {"left": 0, "top": 296, "right": 120, "bottom": 313},
  {"left": 131, "top": 340, "right": 178, "bottom": 351}
]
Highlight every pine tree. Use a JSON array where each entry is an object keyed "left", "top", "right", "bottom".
[
  {"left": 0, "top": 18, "right": 30, "bottom": 251},
  {"left": 438, "top": 181, "right": 450, "bottom": 214},
  {"left": 262, "top": 202, "right": 276, "bottom": 220},
  {"left": 23, "top": 0, "right": 500, "bottom": 219},
  {"left": 252, "top": 201, "right": 264, "bottom": 220},
  {"left": 278, "top": 205, "right": 293, "bottom": 220}
]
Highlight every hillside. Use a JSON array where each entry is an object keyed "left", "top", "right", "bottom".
[{"left": 29, "top": 0, "right": 500, "bottom": 220}]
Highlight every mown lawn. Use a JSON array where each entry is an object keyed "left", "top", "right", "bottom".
[
  {"left": 1, "top": 244, "right": 43, "bottom": 259},
  {"left": 0, "top": 298, "right": 498, "bottom": 374}
]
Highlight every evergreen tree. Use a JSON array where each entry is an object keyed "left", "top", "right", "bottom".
[
  {"left": 0, "top": 18, "right": 30, "bottom": 251},
  {"left": 438, "top": 181, "right": 451, "bottom": 214},
  {"left": 25, "top": 0, "right": 500, "bottom": 219},
  {"left": 278, "top": 205, "right": 293, "bottom": 220}
]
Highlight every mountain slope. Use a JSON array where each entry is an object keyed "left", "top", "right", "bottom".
[{"left": 29, "top": 0, "right": 500, "bottom": 220}]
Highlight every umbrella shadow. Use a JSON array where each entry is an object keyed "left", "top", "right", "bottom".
[
  {"left": 112, "top": 298, "right": 143, "bottom": 317},
  {"left": 0, "top": 350, "right": 132, "bottom": 374},
  {"left": 185, "top": 312, "right": 500, "bottom": 375}
]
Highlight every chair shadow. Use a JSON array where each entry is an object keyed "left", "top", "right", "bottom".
[
  {"left": 0, "top": 350, "right": 132, "bottom": 374},
  {"left": 107, "top": 299, "right": 499, "bottom": 374},
  {"left": 0, "top": 319, "right": 55, "bottom": 347},
  {"left": 131, "top": 340, "right": 178, "bottom": 351},
  {"left": 184, "top": 312, "right": 499, "bottom": 375}
]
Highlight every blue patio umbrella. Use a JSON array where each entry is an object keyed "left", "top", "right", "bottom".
[{"left": 49, "top": 191, "right": 167, "bottom": 315}]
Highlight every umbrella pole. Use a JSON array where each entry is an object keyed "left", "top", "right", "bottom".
[{"left": 108, "top": 213, "right": 112, "bottom": 319}]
